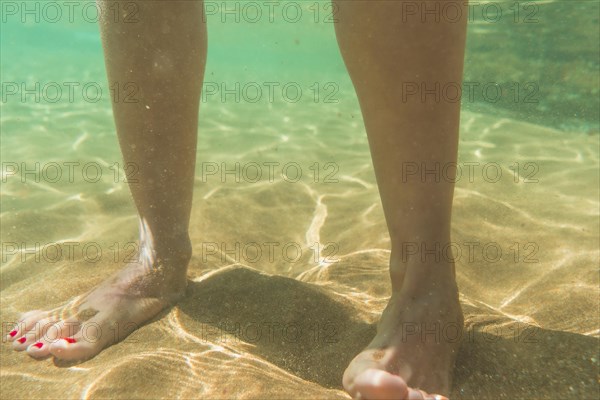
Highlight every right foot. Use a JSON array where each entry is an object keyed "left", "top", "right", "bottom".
[{"left": 6, "top": 235, "right": 191, "bottom": 362}]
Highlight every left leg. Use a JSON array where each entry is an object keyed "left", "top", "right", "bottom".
[{"left": 332, "top": 0, "right": 468, "bottom": 398}]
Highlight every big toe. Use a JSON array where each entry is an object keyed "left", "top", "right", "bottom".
[
  {"left": 353, "top": 369, "right": 447, "bottom": 400},
  {"left": 48, "top": 335, "right": 102, "bottom": 362},
  {"left": 48, "top": 319, "right": 109, "bottom": 362}
]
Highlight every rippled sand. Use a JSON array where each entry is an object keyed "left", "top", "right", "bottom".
[{"left": 1, "top": 98, "right": 598, "bottom": 399}]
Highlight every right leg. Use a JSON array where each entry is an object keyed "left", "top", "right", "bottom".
[{"left": 7, "top": 0, "right": 207, "bottom": 361}]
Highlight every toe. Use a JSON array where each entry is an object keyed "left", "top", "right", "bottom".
[
  {"left": 354, "top": 368, "right": 410, "bottom": 399},
  {"left": 12, "top": 315, "right": 55, "bottom": 351},
  {"left": 48, "top": 336, "right": 101, "bottom": 361},
  {"left": 25, "top": 318, "right": 75, "bottom": 359},
  {"left": 6, "top": 310, "right": 45, "bottom": 343},
  {"left": 48, "top": 318, "right": 108, "bottom": 361},
  {"left": 26, "top": 341, "right": 51, "bottom": 359},
  {"left": 353, "top": 369, "right": 447, "bottom": 400}
]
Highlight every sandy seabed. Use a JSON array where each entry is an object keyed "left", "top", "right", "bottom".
[{"left": 1, "top": 100, "right": 598, "bottom": 399}]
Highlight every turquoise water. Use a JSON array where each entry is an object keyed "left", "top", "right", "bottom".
[
  {"left": 2, "top": 1, "right": 598, "bottom": 132},
  {"left": 1, "top": 1, "right": 599, "bottom": 399}
]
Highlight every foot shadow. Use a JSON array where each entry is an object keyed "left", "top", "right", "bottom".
[
  {"left": 177, "top": 265, "right": 376, "bottom": 389},
  {"left": 452, "top": 307, "right": 599, "bottom": 399},
  {"left": 177, "top": 266, "right": 599, "bottom": 397}
]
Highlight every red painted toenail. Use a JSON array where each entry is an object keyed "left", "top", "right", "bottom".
[
  {"left": 63, "top": 337, "right": 76, "bottom": 344},
  {"left": 32, "top": 342, "right": 43, "bottom": 348},
  {"left": 9, "top": 330, "right": 17, "bottom": 337},
  {"left": 17, "top": 337, "right": 26, "bottom": 344}
]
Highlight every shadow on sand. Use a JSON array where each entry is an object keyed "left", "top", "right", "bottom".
[{"left": 178, "top": 266, "right": 599, "bottom": 399}]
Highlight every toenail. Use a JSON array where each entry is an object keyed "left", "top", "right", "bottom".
[
  {"left": 32, "top": 342, "right": 43, "bottom": 349},
  {"left": 62, "top": 337, "right": 76, "bottom": 344},
  {"left": 17, "top": 337, "right": 26, "bottom": 344},
  {"left": 9, "top": 330, "right": 18, "bottom": 337}
]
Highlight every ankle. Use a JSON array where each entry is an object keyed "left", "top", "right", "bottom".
[
  {"left": 155, "top": 234, "right": 192, "bottom": 264},
  {"left": 390, "top": 252, "right": 457, "bottom": 294},
  {"left": 139, "top": 230, "right": 192, "bottom": 271}
]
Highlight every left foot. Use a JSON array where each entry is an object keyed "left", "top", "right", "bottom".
[{"left": 343, "top": 265, "right": 463, "bottom": 400}]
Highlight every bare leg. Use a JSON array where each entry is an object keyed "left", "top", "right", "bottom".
[
  {"left": 7, "top": 0, "right": 206, "bottom": 361},
  {"left": 333, "top": 1, "right": 467, "bottom": 398}
]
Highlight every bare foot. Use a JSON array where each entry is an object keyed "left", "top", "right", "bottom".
[
  {"left": 343, "top": 264, "right": 463, "bottom": 400},
  {"left": 6, "top": 235, "right": 191, "bottom": 362}
]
